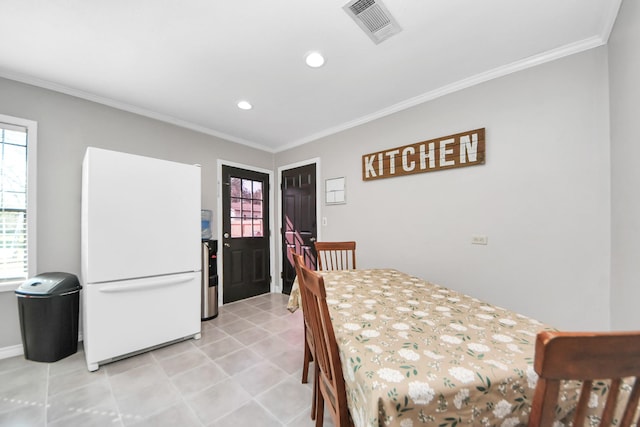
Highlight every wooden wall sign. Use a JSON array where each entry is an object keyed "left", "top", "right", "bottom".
[{"left": 362, "top": 128, "right": 485, "bottom": 181}]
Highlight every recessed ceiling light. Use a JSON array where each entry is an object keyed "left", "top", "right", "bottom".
[
  {"left": 305, "top": 51, "right": 325, "bottom": 68},
  {"left": 237, "top": 101, "right": 252, "bottom": 110}
]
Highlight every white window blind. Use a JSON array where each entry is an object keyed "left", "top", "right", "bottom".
[{"left": 0, "top": 122, "right": 28, "bottom": 284}]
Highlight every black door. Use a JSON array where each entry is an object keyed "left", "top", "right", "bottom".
[
  {"left": 281, "top": 163, "right": 317, "bottom": 295},
  {"left": 222, "top": 165, "right": 270, "bottom": 303}
]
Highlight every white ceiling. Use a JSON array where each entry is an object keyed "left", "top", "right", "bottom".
[{"left": 0, "top": 0, "right": 621, "bottom": 152}]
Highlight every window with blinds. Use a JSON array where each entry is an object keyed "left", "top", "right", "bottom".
[{"left": 0, "top": 123, "right": 28, "bottom": 284}]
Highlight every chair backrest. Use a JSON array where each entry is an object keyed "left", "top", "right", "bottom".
[
  {"left": 296, "top": 258, "right": 351, "bottom": 426},
  {"left": 528, "top": 330, "right": 640, "bottom": 427},
  {"left": 315, "top": 241, "right": 356, "bottom": 271}
]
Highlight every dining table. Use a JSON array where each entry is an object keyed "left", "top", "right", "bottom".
[{"left": 288, "top": 268, "right": 574, "bottom": 427}]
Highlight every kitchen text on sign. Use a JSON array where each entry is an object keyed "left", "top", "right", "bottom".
[{"left": 362, "top": 128, "right": 485, "bottom": 181}]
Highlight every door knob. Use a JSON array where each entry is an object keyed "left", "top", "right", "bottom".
[
  {"left": 224, "top": 242, "right": 231, "bottom": 247},
  {"left": 310, "top": 237, "right": 316, "bottom": 242},
  {"left": 223, "top": 232, "right": 230, "bottom": 238}
]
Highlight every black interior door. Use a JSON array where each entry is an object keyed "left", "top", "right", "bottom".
[
  {"left": 222, "top": 165, "right": 270, "bottom": 303},
  {"left": 281, "top": 163, "right": 317, "bottom": 295}
]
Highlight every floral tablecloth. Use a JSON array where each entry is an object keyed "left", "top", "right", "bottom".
[{"left": 289, "top": 268, "right": 554, "bottom": 427}]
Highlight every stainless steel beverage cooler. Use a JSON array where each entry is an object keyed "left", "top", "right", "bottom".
[{"left": 201, "top": 239, "right": 218, "bottom": 319}]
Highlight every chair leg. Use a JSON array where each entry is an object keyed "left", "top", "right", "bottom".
[
  {"left": 310, "top": 361, "right": 318, "bottom": 421},
  {"left": 315, "top": 385, "right": 324, "bottom": 427},
  {"left": 302, "top": 330, "right": 310, "bottom": 384}
]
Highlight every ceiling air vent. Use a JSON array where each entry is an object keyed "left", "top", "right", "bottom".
[{"left": 343, "top": 0, "right": 401, "bottom": 44}]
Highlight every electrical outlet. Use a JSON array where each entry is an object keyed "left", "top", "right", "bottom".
[{"left": 471, "top": 235, "right": 488, "bottom": 245}]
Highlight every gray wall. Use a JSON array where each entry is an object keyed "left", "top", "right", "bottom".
[
  {"left": 276, "top": 47, "right": 612, "bottom": 331},
  {"left": 609, "top": 0, "right": 640, "bottom": 330},
  {"left": 0, "top": 77, "right": 273, "bottom": 349}
]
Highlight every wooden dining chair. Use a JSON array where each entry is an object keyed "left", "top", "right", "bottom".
[
  {"left": 528, "top": 330, "right": 640, "bottom": 427},
  {"left": 297, "top": 259, "right": 353, "bottom": 427},
  {"left": 292, "top": 251, "right": 318, "bottom": 421},
  {"left": 314, "top": 241, "right": 356, "bottom": 271}
]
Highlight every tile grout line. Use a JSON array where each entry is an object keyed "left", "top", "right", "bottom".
[{"left": 150, "top": 344, "right": 210, "bottom": 427}]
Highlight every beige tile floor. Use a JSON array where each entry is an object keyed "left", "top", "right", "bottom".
[{"left": 0, "top": 292, "right": 332, "bottom": 426}]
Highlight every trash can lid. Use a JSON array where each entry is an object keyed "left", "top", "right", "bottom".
[{"left": 16, "top": 272, "right": 81, "bottom": 296}]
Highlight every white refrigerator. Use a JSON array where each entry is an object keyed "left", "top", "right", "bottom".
[{"left": 81, "top": 147, "right": 201, "bottom": 371}]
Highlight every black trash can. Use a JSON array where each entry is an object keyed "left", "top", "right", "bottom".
[{"left": 15, "top": 272, "right": 82, "bottom": 363}]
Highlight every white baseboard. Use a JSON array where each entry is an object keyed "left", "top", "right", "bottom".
[{"left": 0, "top": 344, "right": 24, "bottom": 360}]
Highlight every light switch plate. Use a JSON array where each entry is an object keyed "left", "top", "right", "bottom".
[{"left": 471, "top": 235, "right": 488, "bottom": 245}]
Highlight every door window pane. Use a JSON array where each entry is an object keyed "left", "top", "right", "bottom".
[
  {"left": 242, "top": 198, "right": 252, "bottom": 219},
  {"left": 252, "top": 181, "right": 262, "bottom": 198},
  {"left": 230, "top": 176, "right": 264, "bottom": 238}
]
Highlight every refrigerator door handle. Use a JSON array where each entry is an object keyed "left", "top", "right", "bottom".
[{"left": 98, "top": 274, "right": 195, "bottom": 294}]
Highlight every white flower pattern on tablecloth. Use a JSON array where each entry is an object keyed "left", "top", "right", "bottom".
[
  {"left": 424, "top": 350, "right": 444, "bottom": 360},
  {"left": 346, "top": 357, "right": 356, "bottom": 382},
  {"left": 485, "top": 360, "right": 508, "bottom": 371},
  {"left": 453, "top": 388, "right": 470, "bottom": 409},
  {"left": 467, "top": 343, "right": 490, "bottom": 353},
  {"left": 408, "top": 381, "right": 435, "bottom": 404},
  {"left": 449, "top": 367, "right": 475, "bottom": 384},
  {"left": 527, "top": 366, "right": 538, "bottom": 389},
  {"left": 400, "top": 419, "right": 414, "bottom": 427},
  {"left": 501, "top": 417, "right": 520, "bottom": 427},
  {"left": 378, "top": 368, "right": 405, "bottom": 383},
  {"left": 492, "top": 334, "right": 513, "bottom": 343},
  {"left": 398, "top": 348, "right": 420, "bottom": 361},
  {"left": 588, "top": 391, "right": 599, "bottom": 408},
  {"left": 342, "top": 323, "right": 361, "bottom": 331},
  {"left": 393, "top": 323, "right": 410, "bottom": 331},
  {"left": 507, "top": 343, "right": 522, "bottom": 353},
  {"left": 493, "top": 399, "right": 512, "bottom": 418},
  {"left": 441, "top": 335, "right": 463, "bottom": 345},
  {"left": 365, "top": 344, "right": 383, "bottom": 354}
]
